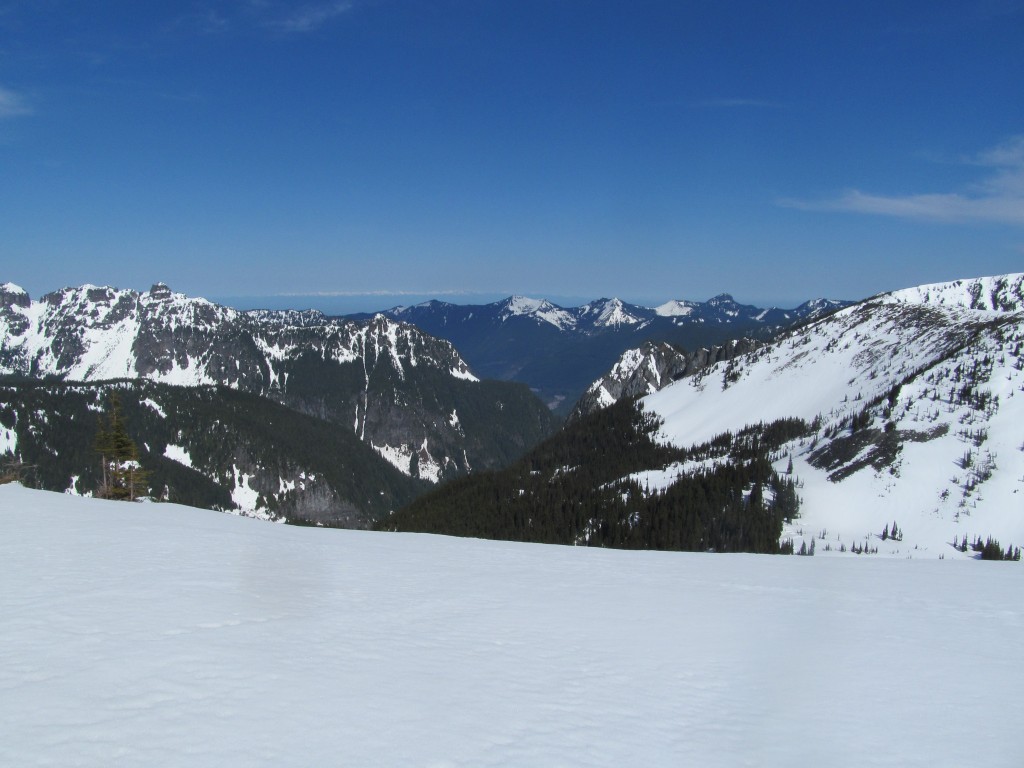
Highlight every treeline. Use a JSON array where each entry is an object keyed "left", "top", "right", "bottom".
[{"left": 379, "top": 398, "right": 806, "bottom": 553}]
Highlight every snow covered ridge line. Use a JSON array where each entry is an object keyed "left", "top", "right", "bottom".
[
  {"left": 638, "top": 271, "right": 1024, "bottom": 560},
  {"left": 385, "top": 292, "right": 851, "bottom": 333},
  {"left": 873, "top": 272, "right": 1024, "bottom": 313},
  {"left": 579, "top": 272, "right": 1024, "bottom": 416},
  {"left": 0, "top": 281, "right": 478, "bottom": 385}
]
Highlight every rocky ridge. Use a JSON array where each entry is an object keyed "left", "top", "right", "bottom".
[
  {"left": 571, "top": 337, "right": 762, "bottom": 418},
  {"left": 0, "top": 283, "right": 555, "bottom": 483}
]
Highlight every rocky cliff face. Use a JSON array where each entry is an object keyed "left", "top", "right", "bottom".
[
  {"left": 572, "top": 337, "right": 761, "bottom": 418},
  {"left": 0, "top": 283, "right": 555, "bottom": 481}
]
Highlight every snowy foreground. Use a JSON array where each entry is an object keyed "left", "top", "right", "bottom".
[{"left": 2, "top": 485, "right": 1022, "bottom": 767}]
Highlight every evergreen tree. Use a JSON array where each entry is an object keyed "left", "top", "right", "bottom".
[{"left": 94, "top": 392, "right": 149, "bottom": 501}]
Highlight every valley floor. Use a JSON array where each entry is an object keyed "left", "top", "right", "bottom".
[{"left": 1, "top": 485, "right": 1021, "bottom": 767}]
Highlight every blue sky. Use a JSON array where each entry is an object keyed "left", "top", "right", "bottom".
[{"left": 1, "top": 1, "right": 1022, "bottom": 311}]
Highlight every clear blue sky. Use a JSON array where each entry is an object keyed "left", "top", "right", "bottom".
[{"left": 2, "top": 1, "right": 1022, "bottom": 310}]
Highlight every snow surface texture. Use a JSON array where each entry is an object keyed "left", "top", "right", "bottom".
[
  {"left": 2, "top": 484, "right": 1022, "bottom": 768},
  {"left": 643, "top": 273, "right": 1024, "bottom": 558}
]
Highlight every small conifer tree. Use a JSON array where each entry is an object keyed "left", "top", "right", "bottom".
[{"left": 94, "top": 392, "right": 149, "bottom": 501}]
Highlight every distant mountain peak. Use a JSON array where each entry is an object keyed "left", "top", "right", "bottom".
[
  {"left": 1, "top": 282, "right": 30, "bottom": 309},
  {"left": 501, "top": 295, "right": 553, "bottom": 312},
  {"left": 654, "top": 299, "right": 697, "bottom": 317},
  {"left": 580, "top": 297, "right": 646, "bottom": 327},
  {"left": 707, "top": 293, "right": 736, "bottom": 304},
  {"left": 498, "top": 295, "right": 577, "bottom": 330},
  {"left": 147, "top": 282, "right": 173, "bottom": 300}
]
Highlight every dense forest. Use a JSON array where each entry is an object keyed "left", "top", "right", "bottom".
[
  {"left": 0, "top": 377, "right": 427, "bottom": 526},
  {"left": 379, "top": 398, "right": 806, "bottom": 553}
]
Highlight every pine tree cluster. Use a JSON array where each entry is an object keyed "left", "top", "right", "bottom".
[
  {"left": 379, "top": 398, "right": 807, "bottom": 554},
  {"left": 955, "top": 534, "right": 1021, "bottom": 561}
]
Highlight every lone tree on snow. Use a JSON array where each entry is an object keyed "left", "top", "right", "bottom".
[{"left": 94, "top": 392, "right": 149, "bottom": 501}]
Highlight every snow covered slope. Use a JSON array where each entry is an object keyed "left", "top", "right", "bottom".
[
  {"left": 1, "top": 484, "right": 1021, "bottom": 767},
  {"left": 643, "top": 273, "right": 1024, "bottom": 557}
]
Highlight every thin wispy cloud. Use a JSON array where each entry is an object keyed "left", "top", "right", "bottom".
[
  {"left": 782, "top": 136, "right": 1024, "bottom": 226},
  {"left": 270, "top": 1, "right": 353, "bottom": 33},
  {"left": 195, "top": 8, "right": 230, "bottom": 34},
  {"left": 179, "top": 1, "right": 354, "bottom": 35},
  {"left": 0, "top": 85, "right": 31, "bottom": 119}
]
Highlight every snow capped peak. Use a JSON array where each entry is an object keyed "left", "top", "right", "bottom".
[
  {"left": 498, "top": 295, "right": 577, "bottom": 330},
  {"left": 654, "top": 299, "right": 697, "bottom": 317},
  {"left": 876, "top": 273, "right": 1024, "bottom": 313},
  {"left": 582, "top": 297, "right": 645, "bottom": 327},
  {"left": 502, "top": 295, "right": 552, "bottom": 314},
  {"left": 1, "top": 283, "right": 30, "bottom": 309}
]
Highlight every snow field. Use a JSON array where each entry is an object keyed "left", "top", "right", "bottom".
[{"left": 2, "top": 484, "right": 1022, "bottom": 767}]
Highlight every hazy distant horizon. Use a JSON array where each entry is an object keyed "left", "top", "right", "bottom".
[{"left": 214, "top": 290, "right": 841, "bottom": 316}]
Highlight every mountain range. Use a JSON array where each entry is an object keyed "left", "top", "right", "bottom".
[
  {"left": 385, "top": 273, "right": 1024, "bottom": 558},
  {"left": 4, "top": 273, "right": 1021, "bottom": 557},
  {"left": 0, "top": 282, "right": 555, "bottom": 522},
  {"left": 355, "top": 293, "right": 850, "bottom": 412}
]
